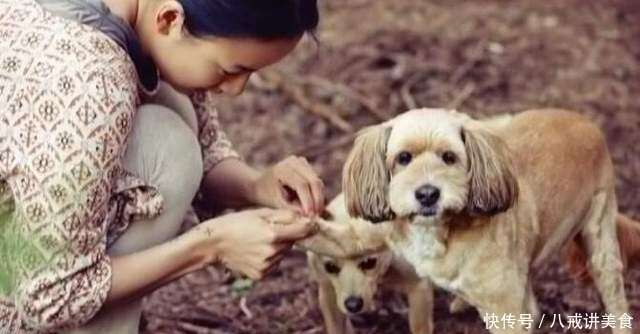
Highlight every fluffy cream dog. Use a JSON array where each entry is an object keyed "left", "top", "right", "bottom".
[
  {"left": 342, "top": 108, "right": 631, "bottom": 334},
  {"left": 307, "top": 195, "right": 434, "bottom": 334}
]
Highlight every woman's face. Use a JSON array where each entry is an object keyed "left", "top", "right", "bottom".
[{"left": 138, "top": 1, "right": 301, "bottom": 95}]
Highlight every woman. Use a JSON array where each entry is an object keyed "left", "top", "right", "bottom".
[{"left": 0, "top": 0, "right": 324, "bottom": 332}]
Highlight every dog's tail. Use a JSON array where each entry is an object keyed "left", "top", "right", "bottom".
[{"left": 566, "top": 213, "right": 640, "bottom": 283}]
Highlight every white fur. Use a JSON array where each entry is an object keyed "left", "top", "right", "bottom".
[{"left": 386, "top": 109, "right": 470, "bottom": 220}]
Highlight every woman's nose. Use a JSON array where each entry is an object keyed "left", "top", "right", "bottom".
[{"left": 219, "top": 73, "right": 251, "bottom": 96}]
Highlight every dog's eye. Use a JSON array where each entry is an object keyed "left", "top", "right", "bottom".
[
  {"left": 396, "top": 151, "right": 413, "bottom": 166},
  {"left": 442, "top": 151, "right": 458, "bottom": 165},
  {"left": 324, "top": 262, "right": 341, "bottom": 274},
  {"left": 358, "top": 257, "right": 377, "bottom": 271}
]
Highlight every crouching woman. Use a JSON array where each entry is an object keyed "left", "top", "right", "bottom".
[{"left": 0, "top": 0, "right": 324, "bottom": 332}]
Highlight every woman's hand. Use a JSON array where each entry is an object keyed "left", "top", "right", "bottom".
[
  {"left": 191, "top": 208, "right": 316, "bottom": 280},
  {"left": 251, "top": 156, "right": 325, "bottom": 216}
]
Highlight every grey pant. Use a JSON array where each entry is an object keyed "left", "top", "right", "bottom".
[{"left": 66, "top": 83, "right": 204, "bottom": 334}]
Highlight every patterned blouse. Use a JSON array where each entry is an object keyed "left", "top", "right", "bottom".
[{"left": 0, "top": 0, "right": 239, "bottom": 332}]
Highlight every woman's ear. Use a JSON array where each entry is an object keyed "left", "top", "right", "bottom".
[
  {"left": 462, "top": 126, "right": 519, "bottom": 216},
  {"left": 154, "top": 1, "right": 185, "bottom": 36},
  {"left": 342, "top": 126, "right": 394, "bottom": 222}
]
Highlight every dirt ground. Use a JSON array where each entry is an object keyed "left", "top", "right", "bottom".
[{"left": 142, "top": 0, "right": 640, "bottom": 333}]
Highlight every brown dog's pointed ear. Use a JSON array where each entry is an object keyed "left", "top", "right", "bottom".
[
  {"left": 463, "top": 127, "right": 519, "bottom": 216},
  {"left": 297, "top": 218, "right": 390, "bottom": 257},
  {"left": 296, "top": 219, "right": 353, "bottom": 258},
  {"left": 342, "top": 125, "right": 394, "bottom": 222}
]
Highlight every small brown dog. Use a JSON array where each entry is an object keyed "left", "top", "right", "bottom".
[
  {"left": 307, "top": 195, "right": 434, "bottom": 334},
  {"left": 342, "top": 108, "right": 632, "bottom": 334}
]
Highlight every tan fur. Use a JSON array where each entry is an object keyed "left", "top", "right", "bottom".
[
  {"left": 343, "top": 126, "right": 394, "bottom": 222},
  {"left": 307, "top": 195, "right": 434, "bottom": 334},
  {"left": 296, "top": 210, "right": 391, "bottom": 258},
  {"left": 614, "top": 215, "right": 640, "bottom": 266},
  {"left": 463, "top": 127, "right": 519, "bottom": 216},
  {"left": 342, "top": 108, "right": 632, "bottom": 334},
  {"left": 566, "top": 214, "right": 640, "bottom": 282},
  {"left": 308, "top": 251, "right": 435, "bottom": 334}
]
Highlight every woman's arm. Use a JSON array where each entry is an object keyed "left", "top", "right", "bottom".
[
  {"left": 202, "top": 157, "right": 326, "bottom": 215},
  {"left": 105, "top": 230, "right": 212, "bottom": 306},
  {"left": 189, "top": 90, "right": 325, "bottom": 215},
  {"left": 105, "top": 209, "right": 315, "bottom": 307}
]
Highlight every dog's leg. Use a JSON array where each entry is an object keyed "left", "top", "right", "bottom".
[
  {"left": 580, "top": 191, "right": 631, "bottom": 334},
  {"left": 317, "top": 280, "right": 352, "bottom": 334},
  {"left": 406, "top": 280, "right": 434, "bottom": 334},
  {"left": 524, "top": 281, "right": 539, "bottom": 332},
  {"left": 465, "top": 268, "right": 534, "bottom": 333}
]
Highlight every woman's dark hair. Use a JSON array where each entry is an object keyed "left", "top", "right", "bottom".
[{"left": 179, "top": 0, "right": 319, "bottom": 39}]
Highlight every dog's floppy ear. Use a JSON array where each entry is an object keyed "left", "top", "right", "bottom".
[
  {"left": 342, "top": 125, "right": 394, "bottom": 222},
  {"left": 462, "top": 126, "right": 519, "bottom": 216}
]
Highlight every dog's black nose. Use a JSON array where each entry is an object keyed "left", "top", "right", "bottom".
[
  {"left": 344, "top": 296, "right": 364, "bottom": 313},
  {"left": 415, "top": 185, "right": 440, "bottom": 207}
]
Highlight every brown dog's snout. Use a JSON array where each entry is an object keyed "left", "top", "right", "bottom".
[
  {"left": 415, "top": 184, "right": 440, "bottom": 207},
  {"left": 344, "top": 296, "right": 364, "bottom": 313}
]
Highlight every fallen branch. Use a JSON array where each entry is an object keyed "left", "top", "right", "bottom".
[
  {"left": 400, "top": 73, "right": 422, "bottom": 110},
  {"left": 175, "top": 321, "right": 213, "bottom": 334},
  {"left": 447, "top": 82, "right": 476, "bottom": 109},
  {"left": 448, "top": 39, "right": 488, "bottom": 85},
  {"left": 302, "top": 75, "right": 387, "bottom": 121},
  {"left": 257, "top": 71, "right": 354, "bottom": 132},
  {"left": 239, "top": 296, "right": 253, "bottom": 319},
  {"left": 288, "top": 84, "right": 353, "bottom": 132},
  {"left": 300, "top": 327, "right": 323, "bottom": 334},
  {"left": 295, "top": 134, "right": 356, "bottom": 158}
]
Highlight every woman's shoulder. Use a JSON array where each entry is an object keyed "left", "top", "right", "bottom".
[{"left": 0, "top": 0, "right": 139, "bottom": 91}]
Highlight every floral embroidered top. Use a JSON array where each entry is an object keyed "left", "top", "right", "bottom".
[{"left": 0, "top": 0, "right": 238, "bottom": 332}]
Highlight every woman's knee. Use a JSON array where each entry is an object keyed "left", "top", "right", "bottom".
[
  {"left": 142, "top": 81, "right": 198, "bottom": 133},
  {"left": 125, "top": 104, "right": 203, "bottom": 198},
  {"left": 112, "top": 105, "right": 203, "bottom": 255}
]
